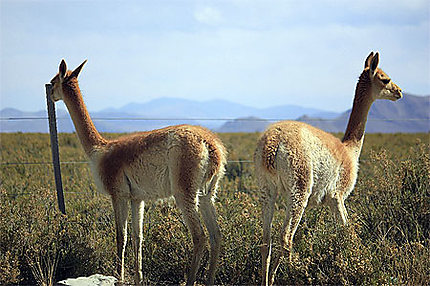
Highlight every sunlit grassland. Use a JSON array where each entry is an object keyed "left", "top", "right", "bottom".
[{"left": 1, "top": 132, "right": 429, "bottom": 285}]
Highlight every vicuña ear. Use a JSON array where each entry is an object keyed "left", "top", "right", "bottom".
[
  {"left": 364, "top": 52, "right": 374, "bottom": 69},
  {"left": 71, "top": 60, "right": 87, "bottom": 78},
  {"left": 59, "top": 59, "right": 67, "bottom": 80},
  {"left": 369, "top": 52, "right": 379, "bottom": 77}
]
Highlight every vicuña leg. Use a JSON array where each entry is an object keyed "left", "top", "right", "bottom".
[
  {"left": 131, "top": 199, "right": 145, "bottom": 285},
  {"left": 175, "top": 193, "right": 207, "bottom": 286},
  {"left": 199, "top": 193, "right": 222, "bottom": 285},
  {"left": 268, "top": 185, "right": 311, "bottom": 286},
  {"left": 112, "top": 195, "right": 129, "bottom": 283},
  {"left": 330, "top": 196, "right": 348, "bottom": 225},
  {"left": 261, "top": 186, "right": 276, "bottom": 286}
]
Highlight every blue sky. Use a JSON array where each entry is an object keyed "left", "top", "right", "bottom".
[{"left": 1, "top": 0, "right": 429, "bottom": 113}]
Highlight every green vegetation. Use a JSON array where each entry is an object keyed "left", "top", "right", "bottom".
[{"left": 1, "top": 132, "right": 429, "bottom": 285}]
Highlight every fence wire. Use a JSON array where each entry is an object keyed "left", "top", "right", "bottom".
[
  {"left": 1, "top": 116, "right": 428, "bottom": 122},
  {"left": 0, "top": 160, "right": 253, "bottom": 167}
]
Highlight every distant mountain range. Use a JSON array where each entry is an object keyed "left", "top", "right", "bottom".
[
  {"left": 218, "top": 93, "right": 429, "bottom": 133},
  {"left": 296, "top": 93, "right": 430, "bottom": 133},
  {"left": 1, "top": 94, "right": 428, "bottom": 133}
]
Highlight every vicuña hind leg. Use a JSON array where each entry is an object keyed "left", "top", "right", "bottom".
[
  {"left": 336, "top": 200, "right": 348, "bottom": 225},
  {"left": 199, "top": 194, "right": 221, "bottom": 285},
  {"left": 269, "top": 186, "right": 311, "bottom": 286},
  {"left": 131, "top": 199, "right": 145, "bottom": 285},
  {"left": 112, "top": 195, "right": 129, "bottom": 283},
  {"left": 175, "top": 193, "right": 207, "bottom": 286},
  {"left": 328, "top": 195, "right": 348, "bottom": 225},
  {"left": 261, "top": 186, "right": 277, "bottom": 286}
]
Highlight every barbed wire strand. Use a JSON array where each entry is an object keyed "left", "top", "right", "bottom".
[
  {"left": 0, "top": 117, "right": 428, "bottom": 122},
  {"left": 0, "top": 160, "right": 254, "bottom": 166}
]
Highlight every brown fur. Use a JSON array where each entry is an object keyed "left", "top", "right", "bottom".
[
  {"left": 177, "top": 125, "right": 225, "bottom": 193},
  {"left": 53, "top": 74, "right": 107, "bottom": 154},
  {"left": 258, "top": 125, "right": 282, "bottom": 173},
  {"left": 99, "top": 127, "right": 172, "bottom": 192},
  {"left": 97, "top": 124, "right": 225, "bottom": 196},
  {"left": 259, "top": 121, "right": 354, "bottom": 192},
  {"left": 343, "top": 69, "right": 374, "bottom": 143}
]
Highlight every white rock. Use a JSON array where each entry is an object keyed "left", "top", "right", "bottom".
[{"left": 57, "top": 274, "right": 117, "bottom": 286}]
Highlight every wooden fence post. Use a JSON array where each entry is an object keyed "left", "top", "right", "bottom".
[{"left": 45, "top": 83, "right": 66, "bottom": 214}]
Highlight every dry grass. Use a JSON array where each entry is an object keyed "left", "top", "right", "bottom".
[{"left": 0, "top": 132, "right": 429, "bottom": 285}]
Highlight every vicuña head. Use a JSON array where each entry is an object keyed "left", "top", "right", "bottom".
[
  {"left": 49, "top": 59, "right": 227, "bottom": 286},
  {"left": 50, "top": 59, "right": 87, "bottom": 102},
  {"left": 254, "top": 51, "right": 402, "bottom": 286},
  {"left": 364, "top": 52, "right": 402, "bottom": 101}
]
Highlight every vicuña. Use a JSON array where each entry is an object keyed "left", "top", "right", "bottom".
[
  {"left": 49, "top": 59, "right": 227, "bottom": 285},
  {"left": 254, "top": 52, "right": 402, "bottom": 286}
]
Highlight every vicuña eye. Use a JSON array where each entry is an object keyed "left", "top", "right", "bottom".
[{"left": 381, "top": 78, "right": 391, "bottom": 84}]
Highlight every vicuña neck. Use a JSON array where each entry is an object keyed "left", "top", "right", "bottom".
[
  {"left": 62, "top": 78, "right": 107, "bottom": 155},
  {"left": 342, "top": 71, "right": 374, "bottom": 156}
]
